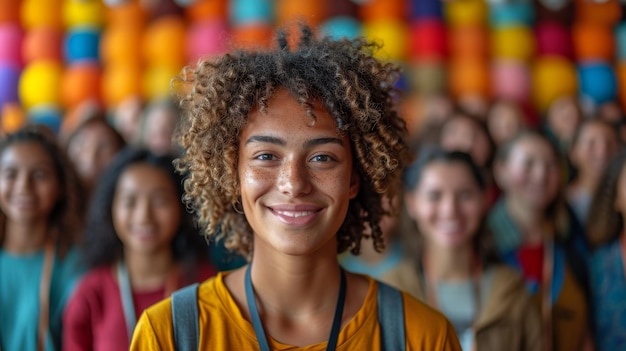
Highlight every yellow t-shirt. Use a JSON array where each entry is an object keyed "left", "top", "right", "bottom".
[{"left": 130, "top": 272, "right": 461, "bottom": 350}]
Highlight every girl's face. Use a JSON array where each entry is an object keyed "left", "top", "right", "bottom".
[
  {"left": 143, "top": 107, "right": 177, "bottom": 155},
  {"left": 0, "top": 141, "right": 61, "bottom": 225},
  {"left": 497, "top": 136, "right": 561, "bottom": 211},
  {"left": 547, "top": 96, "right": 581, "bottom": 143},
  {"left": 406, "top": 161, "right": 485, "bottom": 249},
  {"left": 570, "top": 122, "right": 619, "bottom": 179},
  {"left": 237, "top": 89, "right": 360, "bottom": 257},
  {"left": 440, "top": 116, "right": 492, "bottom": 168},
  {"left": 487, "top": 102, "right": 523, "bottom": 146},
  {"left": 112, "top": 163, "right": 181, "bottom": 256},
  {"left": 68, "top": 122, "right": 122, "bottom": 190}
]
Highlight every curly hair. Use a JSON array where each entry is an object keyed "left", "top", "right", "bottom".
[
  {"left": 0, "top": 125, "right": 85, "bottom": 257},
  {"left": 81, "top": 147, "right": 207, "bottom": 269},
  {"left": 586, "top": 150, "right": 626, "bottom": 248},
  {"left": 173, "top": 25, "right": 411, "bottom": 259}
]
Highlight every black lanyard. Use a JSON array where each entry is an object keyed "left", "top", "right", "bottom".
[{"left": 244, "top": 264, "right": 347, "bottom": 351}]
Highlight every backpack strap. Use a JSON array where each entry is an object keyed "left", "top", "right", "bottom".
[
  {"left": 171, "top": 283, "right": 200, "bottom": 351},
  {"left": 377, "top": 281, "right": 406, "bottom": 351}
]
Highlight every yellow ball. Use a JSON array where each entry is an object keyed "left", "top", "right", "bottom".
[
  {"left": 492, "top": 26, "right": 535, "bottom": 61},
  {"left": 64, "top": 0, "right": 105, "bottom": 28},
  {"left": 143, "top": 65, "right": 180, "bottom": 100},
  {"left": 21, "top": 0, "right": 63, "bottom": 30},
  {"left": 19, "top": 61, "right": 63, "bottom": 110},
  {"left": 445, "top": 0, "right": 488, "bottom": 27},
  {"left": 362, "top": 20, "right": 408, "bottom": 61},
  {"left": 532, "top": 56, "right": 578, "bottom": 112}
]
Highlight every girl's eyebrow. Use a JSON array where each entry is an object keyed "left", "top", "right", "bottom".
[{"left": 245, "top": 135, "right": 344, "bottom": 148}]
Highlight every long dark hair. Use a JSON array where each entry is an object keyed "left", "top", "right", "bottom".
[
  {"left": 80, "top": 146, "right": 207, "bottom": 269},
  {"left": 0, "top": 125, "right": 84, "bottom": 257}
]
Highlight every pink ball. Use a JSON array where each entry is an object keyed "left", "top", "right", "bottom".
[
  {"left": 535, "top": 21, "right": 572, "bottom": 58},
  {"left": 0, "top": 24, "right": 23, "bottom": 67},
  {"left": 186, "top": 20, "right": 229, "bottom": 64},
  {"left": 492, "top": 60, "right": 530, "bottom": 103}
]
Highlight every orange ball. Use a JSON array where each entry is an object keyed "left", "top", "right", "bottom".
[
  {"left": 448, "top": 58, "right": 490, "bottom": 99},
  {"left": 100, "top": 25, "right": 143, "bottom": 65},
  {"left": 573, "top": 21, "right": 615, "bottom": 61},
  {"left": 448, "top": 25, "right": 489, "bottom": 59},
  {"left": 106, "top": 1, "right": 147, "bottom": 29},
  {"left": 21, "top": 0, "right": 63, "bottom": 30},
  {"left": 143, "top": 15, "right": 187, "bottom": 67},
  {"left": 22, "top": 27, "right": 63, "bottom": 63},
  {"left": 102, "top": 64, "right": 142, "bottom": 106},
  {"left": 1, "top": 103, "right": 25, "bottom": 134},
  {"left": 575, "top": 0, "right": 622, "bottom": 26},
  {"left": 0, "top": 0, "right": 20, "bottom": 23},
  {"left": 358, "top": 0, "right": 405, "bottom": 21},
  {"left": 185, "top": 0, "right": 227, "bottom": 22},
  {"left": 276, "top": 0, "right": 326, "bottom": 27},
  {"left": 61, "top": 63, "right": 101, "bottom": 109},
  {"left": 231, "top": 23, "right": 273, "bottom": 50}
]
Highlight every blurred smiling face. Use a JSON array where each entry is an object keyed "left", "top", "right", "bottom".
[
  {"left": 498, "top": 136, "right": 561, "bottom": 211},
  {"left": 406, "top": 161, "right": 485, "bottom": 249},
  {"left": 112, "top": 163, "right": 181, "bottom": 256}
]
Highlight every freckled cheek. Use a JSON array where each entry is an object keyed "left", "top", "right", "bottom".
[{"left": 240, "top": 167, "right": 275, "bottom": 197}]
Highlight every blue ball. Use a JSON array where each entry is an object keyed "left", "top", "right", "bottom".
[
  {"left": 489, "top": 1, "right": 534, "bottom": 27},
  {"left": 578, "top": 62, "right": 617, "bottom": 105},
  {"left": 230, "top": 0, "right": 273, "bottom": 26},
  {"left": 408, "top": 0, "right": 443, "bottom": 20},
  {"left": 0, "top": 64, "right": 19, "bottom": 108},
  {"left": 28, "top": 106, "right": 62, "bottom": 135},
  {"left": 320, "top": 16, "right": 361, "bottom": 40},
  {"left": 64, "top": 27, "right": 100, "bottom": 64}
]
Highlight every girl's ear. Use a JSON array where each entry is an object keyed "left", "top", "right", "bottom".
[
  {"left": 493, "top": 159, "right": 508, "bottom": 191},
  {"left": 348, "top": 171, "right": 360, "bottom": 199}
]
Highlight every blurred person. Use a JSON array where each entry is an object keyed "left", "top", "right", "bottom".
[
  {"left": 489, "top": 130, "right": 593, "bottom": 351},
  {"left": 385, "top": 148, "right": 541, "bottom": 351},
  {"left": 138, "top": 99, "right": 180, "bottom": 156},
  {"left": 0, "top": 126, "right": 85, "bottom": 351},
  {"left": 112, "top": 95, "right": 144, "bottom": 145},
  {"left": 65, "top": 115, "right": 126, "bottom": 197},
  {"left": 486, "top": 99, "right": 527, "bottom": 147},
  {"left": 544, "top": 95, "right": 583, "bottom": 154},
  {"left": 63, "top": 147, "right": 215, "bottom": 351},
  {"left": 567, "top": 119, "right": 620, "bottom": 224},
  {"left": 585, "top": 150, "right": 626, "bottom": 351}
]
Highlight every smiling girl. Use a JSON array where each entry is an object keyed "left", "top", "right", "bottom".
[
  {"left": 130, "top": 25, "right": 461, "bottom": 350},
  {"left": 0, "top": 126, "right": 85, "bottom": 351},
  {"left": 63, "top": 148, "right": 215, "bottom": 351}
]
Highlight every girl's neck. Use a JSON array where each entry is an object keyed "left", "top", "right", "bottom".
[
  {"left": 423, "top": 242, "right": 475, "bottom": 282},
  {"left": 123, "top": 249, "right": 175, "bottom": 291},
  {"left": 2, "top": 221, "right": 50, "bottom": 254},
  {"left": 249, "top": 241, "right": 343, "bottom": 317},
  {"left": 506, "top": 197, "right": 547, "bottom": 244}
]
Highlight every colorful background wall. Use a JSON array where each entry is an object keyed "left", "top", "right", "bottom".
[{"left": 0, "top": 0, "right": 624, "bottom": 136}]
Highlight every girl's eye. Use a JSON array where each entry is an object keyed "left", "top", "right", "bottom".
[
  {"left": 255, "top": 153, "right": 276, "bottom": 161},
  {"left": 311, "top": 154, "right": 332, "bottom": 162}
]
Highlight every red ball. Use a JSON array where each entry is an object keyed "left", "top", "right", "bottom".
[{"left": 409, "top": 19, "right": 447, "bottom": 61}]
